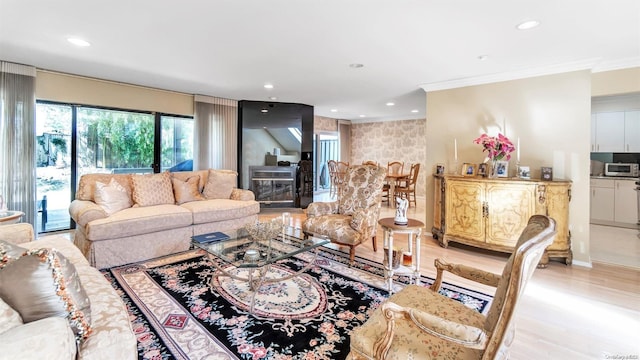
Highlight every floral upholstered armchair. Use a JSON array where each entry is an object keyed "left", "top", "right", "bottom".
[
  {"left": 303, "top": 164, "right": 387, "bottom": 265},
  {"left": 348, "top": 215, "right": 556, "bottom": 360}
]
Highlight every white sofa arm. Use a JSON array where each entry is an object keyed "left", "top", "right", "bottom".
[
  {"left": 69, "top": 200, "right": 107, "bottom": 227},
  {"left": 0, "top": 317, "right": 77, "bottom": 360},
  {"left": 0, "top": 223, "right": 34, "bottom": 244},
  {"left": 231, "top": 188, "right": 255, "bottom": 201}
]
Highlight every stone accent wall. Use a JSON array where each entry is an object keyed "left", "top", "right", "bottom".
[{"left": 351, "top": 118, "right": 426, "bottom": 197}]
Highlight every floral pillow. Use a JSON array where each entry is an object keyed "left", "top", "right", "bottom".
[
  {"left": 0, "top": 248, "right": 92, "bottom": 343},
  {"left": 94, "top": 178, "right": 133, "bottom": 215},
  {"left": 131, "top": 172, "right": 175, "bottom": 207},
  {"left": 172, "top": 176, "right": 204, "bottom": 205}
]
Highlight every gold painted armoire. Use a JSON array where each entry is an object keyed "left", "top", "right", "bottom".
[{"left": 432, "top": 175, "right": 572, "bottom": 267}]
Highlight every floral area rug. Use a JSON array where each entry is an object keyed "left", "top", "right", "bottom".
[{"left": 103, "top": 234, "right": 492, "bottom": 360}]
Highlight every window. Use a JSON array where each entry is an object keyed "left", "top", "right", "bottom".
[{"left": 35, "top": 101, "right": 194, "bottom": 233}]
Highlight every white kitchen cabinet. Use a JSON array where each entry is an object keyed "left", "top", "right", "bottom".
[
  {"left": 590, "top": 179, "right": 615, "bottom": 222},
  {"left": 593, "top": 112, "right": 625, "bottom": 152},
  {"left": 624, "top": 110, "right": 640, "bottom": 152},
  {"left": 614, "top": 179, "right": 638, "bottom": 224},
  {"left": 590, "top": 178, "right": 639, "bottom": 225}
]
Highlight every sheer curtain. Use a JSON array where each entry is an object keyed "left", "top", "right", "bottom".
[
  {"left": 0, "top": 61, "right": 37, "bottom": 226},
  {"left": 194, "top": 95, "right": 238, "bottom": 170}
]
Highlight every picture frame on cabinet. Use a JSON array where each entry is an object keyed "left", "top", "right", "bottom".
[
  {"left": 462, "top": 163, "right": 476, "bottom": 176},
  {"left": 495, "top": 161, "right": 509, "bottom": 177},
  {"left": 435, "top": 163, "right": 445, "bottom": 175},
  {"left": 518, "top": 166, "right": 531, "bottom": 179},
  {"left": 477, "top": 163, "right": 488, "bottom": 177},
  {"left": 541, "top": 167, "right": 553, "bottom": 181}
]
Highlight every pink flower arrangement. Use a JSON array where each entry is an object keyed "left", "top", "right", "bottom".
[{"left": 473, "top": 133, "right": 515, "bottom": 161}]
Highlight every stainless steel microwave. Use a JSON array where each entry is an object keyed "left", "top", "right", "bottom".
[{"left": 604, "top": 163, "right": 639, "bottom": 177}]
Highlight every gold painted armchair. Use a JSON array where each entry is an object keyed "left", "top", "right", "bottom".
[
  {"left": 348, "top": 215, "right": 556, "bottom": 360},
  {"left": 302, "top": 164, "right": 387, "bottom": 264}
]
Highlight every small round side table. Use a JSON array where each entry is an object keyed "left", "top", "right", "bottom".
[{"left": 377, "top": 217, "right": 424, "bottom": 293}]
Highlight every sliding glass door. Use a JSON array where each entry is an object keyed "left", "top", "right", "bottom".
[
  {"left": 36, "top": 103, "right": 72, "bottom": 232},
  {"left": 36, "top": 101, "right": 193, "bottom": 233}
]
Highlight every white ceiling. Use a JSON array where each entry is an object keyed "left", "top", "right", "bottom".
[{"left": 1, "top": 0, "right": 639, "bottom": 122}]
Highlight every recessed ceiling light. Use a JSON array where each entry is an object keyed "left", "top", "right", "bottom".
[
  {"left": 67, "top": 38, "right": 90, "bottom": 47},
  {"left": 349, "top": 63, "right": 364, "bottom": 68},
  {"left": 264, "top": 84, "right": 274, "bottom": 89},
  {"left": 516, "top": 20, "right": 540, "bottom": 30},
  {"left": 386, "top": 102, "right": 395, "bottom": 106},
  {"left": 269, "top": 96, "right": 277, "bottom": 100},
  {"left": 411, "top": 109, "right": 419, "bottom": 113},
  {"left": 359, "top": 114, "right": 366, "bottom": 118},
  {"left": 261, "top": 109, "right": 268, "bottom": 113},
  {"left": 477, "top": 55, "right": 489, "bottom": 61},
  {"left": 330, "top": 109, "right": 338, "bottom": 112}
]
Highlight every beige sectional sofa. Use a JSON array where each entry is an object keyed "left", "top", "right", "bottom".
[
  {"left": 69, "top": 169, "right": 260, "bottom": 269},
  {"left": 0, "top": 223, "right": 136, "bottom": 360}
]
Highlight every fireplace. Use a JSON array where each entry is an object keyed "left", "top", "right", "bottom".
[{"left": 249, "top": 166, "right": 297, "bottom": 207}]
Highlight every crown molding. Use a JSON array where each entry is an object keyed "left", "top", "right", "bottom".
[
  {"left": 591, "top": 57, "right": 640, "bottom": 73},
  {"left": 418, "top": 58, "right": 637, "bottom": 92}
]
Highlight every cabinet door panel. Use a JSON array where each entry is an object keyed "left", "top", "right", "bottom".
[
  {"left": 591, "top": 187, "right": 615, "bottom": 222},
  {"left": 485, "top": 183, "right": 535, "bottom": 246},
  {"left": 543, "top": 184, "right": 571, "bottom": 251},
  {"left": 614, "top": 180, "right": 638, "bottom": 224},
  {"left": 595, "top": 112, "right": 625, "bottom": 152},
  {"left": 445, "top": 180, "right": 484, "bottom": 240},
  {"left": 625, "top": 110, "right": 640, "bottom": 152}
]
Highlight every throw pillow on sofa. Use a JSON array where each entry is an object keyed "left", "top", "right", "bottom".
[
  {"left": 0, "top": 240, "right": 26, "bottom": 267},
  {"left": 94, "top": 178, "right": 133, "bottom": 215},
  {"left": 131, "top": 171, "right": 175, "bottom": 207},
  {"left": 203, "top": 169, "right": 237, "bottom": 199},
  {"left": 0, "top": 248, "right": 92, "bottom": 343},
  {"left": 172, "top": 176, "right": 204, "bottom": 205}
]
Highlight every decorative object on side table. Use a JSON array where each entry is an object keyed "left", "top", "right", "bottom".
[
  {"left": 477, "top": 163, "right": 488, "bottom": 177},
  {"left": 435, "top": 163, "right": 445, "bottom": 175},
  {"left": 541, "top": 167, "right": 553, "bottom": 181},
  {"left": 462, "top": 163, "right": 476, "bottom": 176},
  {"left": 495, "top": 161, "right": 509, "bottom": 178},
  {"left": 474, "top": 133, "right": 515, "bottom": 178},
  {"left": 518, "top": 166, "right": 531, "bottom": 179},
  {"left": 394, "top": 196, "right": 408, "bottom": 225}
]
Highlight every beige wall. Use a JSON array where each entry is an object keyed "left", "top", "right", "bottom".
[
  {"left": 314, "top": 115, "right": 338, "bottom": 132},
  {"left": 592, "top": 67, "right": 640, "bottom": 97},
  {"left": 425, "top": 70, "right": 592, "bottom": 264},
  {"left": 36, "top": 70, "right": 193, "bottom": 116}
]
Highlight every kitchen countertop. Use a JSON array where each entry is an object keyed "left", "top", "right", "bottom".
[{"left": 590, "top": 175, "right": 639, "bottom": 181}]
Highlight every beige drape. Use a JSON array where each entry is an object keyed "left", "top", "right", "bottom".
[
  {"left": 193, "top": 95, "right": 238, "bottom": 170},
  {"left": 0, "top": 61, "right": 37, "bottom": 226}
]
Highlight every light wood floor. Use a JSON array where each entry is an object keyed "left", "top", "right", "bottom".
[
  {"left": 46, "top": 195, "right": 639, "bottom": 359},
  {"left": 261, "top": 193, "right": 640, "bottom": 359}
]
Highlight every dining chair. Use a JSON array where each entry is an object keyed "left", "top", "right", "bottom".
[
  {"left": 302, "top": 164, "right": 387, "bottom": 265},
  {"left": 327, "top": 160, "right": 338, "bottom": 198},
  {"left": 382, "top": 161, "right": 404, "bottom": 205},
  {"left": 362, "top": 160, "right": 379, "bottom": 167},
  {"left": 348, "top": 215, "right": 557, "bottom": 360},
  {"left": 335, "top": 161, "right": 350, "bottom": 199},
  {"left": 394, "top": 163, "right": 419, "bottom": 207}
]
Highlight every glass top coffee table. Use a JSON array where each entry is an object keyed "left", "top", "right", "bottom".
[{"left": 192, "top": 225, "right": 330, "bottom": 314}]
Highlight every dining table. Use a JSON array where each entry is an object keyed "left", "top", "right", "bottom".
[{"left": 385, "top": 173, "right": 410, "bottom": 208}]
